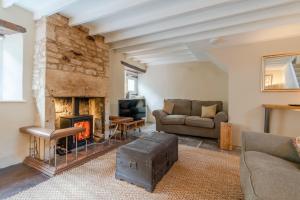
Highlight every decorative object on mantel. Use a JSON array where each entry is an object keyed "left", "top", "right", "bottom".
[
  {"left": 220, "top": 122, "right": 232, "bottom": 151},
  {"left": 263, "top": 104, "right": 300, "bottom": 133},
  {"left": 0, "top": 18, "right": 26, "bottom": 35},
  {"left": 262, "top": 53, "right": 300, "bottom": 92}
]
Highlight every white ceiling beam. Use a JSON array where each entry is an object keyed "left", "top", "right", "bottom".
[
  {"left": 110, "top": 2, "right": 300, "bottom": 48},
  {"left": 34, "top": 0, "right": 80, "bottom": 20},
  {"left": 140, "top": 54, "right": 196, "bottom": 63},
  {"left": 69, "top": 0, "right": 152, "bottom": 26},
  {"left": 115, "top": 14, "right": 300, "bottom": 53},
  {"left": 131, "top": 50, "right": 193, "bottom": 60},
  {"left": 1, "top": 0, "right": 19, "bottom": 8},
  {"left": 146, "top": 57, "right": 198, "bottom": 66},
  {"left": 90, "top": 0, "right": 236, "bottom": 34},
  {"left": 125, "top": 45, "right": 189, "bottom": 58},
  {"left": 105, "top": 0, "right": 295, "bottom": 43}
]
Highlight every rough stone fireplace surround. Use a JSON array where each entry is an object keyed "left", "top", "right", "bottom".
[{"left": 32, "top": 14, "right": 110, "bottom": 135}]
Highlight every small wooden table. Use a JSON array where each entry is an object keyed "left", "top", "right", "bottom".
[
  {"left": 120, "top": 119, "right": 145, "bottom": 135},
  {"left": 220, "top": 122, "right": 232, "bottom": 151},
  {"left": 109, "top": 116, "right": 145, "bottom": 139},
  {"left": 263, "top": 104, "right": 300, "bottom": 133},
  {"left": 109, "top": 116, "right": 133, "bottom": 140}
]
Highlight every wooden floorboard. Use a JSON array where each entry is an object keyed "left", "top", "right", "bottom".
[{"left": 0, "top": 163, "right": 48, "bottom": 199}]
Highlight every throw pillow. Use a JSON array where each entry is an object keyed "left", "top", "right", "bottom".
[
  {"left": 201, "top": 104, "right": 217, "bottom": 118},
  {"left": 292, "top": 137, "right": 300, "bottom": 157},
  {"left": 163, "top": 100, "right": 174, "bottom": 115}
]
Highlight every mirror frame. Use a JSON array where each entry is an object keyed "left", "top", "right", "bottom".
[{"left": 261, "top": 53, "right": 300, "bottom": 92}]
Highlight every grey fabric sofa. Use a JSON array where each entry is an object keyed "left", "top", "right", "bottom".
[
  {"left": 241, "top": 131, "right": 300, "bottom": 200},
  {"left": 152, "top": 99, "right": 228, "bottom": 139}
]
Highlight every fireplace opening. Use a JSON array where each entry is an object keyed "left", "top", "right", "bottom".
[
  {"left": 54, "top": 97, "right": 105, "bottom": 155},
  {"left": 59, "top": 115, "right": 94, "bottom": 153}
]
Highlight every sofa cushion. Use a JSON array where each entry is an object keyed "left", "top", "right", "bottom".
[
  {"left": 244, "top": 151, "right": 300, "bottom": 200},
  {"left": 191, "top": 101, "right": 223, "bottom": 116},
  {"left": 166, "top": 99, "right": 191, "bottom": 115},
  {"left": 161, "top": 115, "right": 186, "bottom": 125},
  {"left": 163, "top": 100, "right": 174, "bottom": 115},
  {"left": 185, "top": 116, "right": 214, "bottom": 128},
  {"left": 201, "top": 104, "right": 217, "bottom": 118}
]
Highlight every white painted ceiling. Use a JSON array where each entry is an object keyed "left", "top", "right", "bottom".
[{"left": 2, "top": 0, "right": 300, "bottom": 67}]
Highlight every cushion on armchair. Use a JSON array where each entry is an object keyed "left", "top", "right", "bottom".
[{"left": 185, "top": 116, "right": 214, "bottom": 128}]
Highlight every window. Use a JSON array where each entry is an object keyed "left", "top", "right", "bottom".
[
  {"left": 127, "top": 78, "right": 137, "bottom": 92},
  {"left": 125, "top": 70, "right": 138, "bottom": 96},
  {"left": 0, "top": 33, "right": 23, "bottom": 101}
]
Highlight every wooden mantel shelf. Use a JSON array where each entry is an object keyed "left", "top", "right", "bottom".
[{"left": 263, "top": 104, "right": 300, "bottom": 111}]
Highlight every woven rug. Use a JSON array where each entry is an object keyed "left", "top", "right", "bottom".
[{"left": 9, "top": 145, "right": 243, "bottom": 200}]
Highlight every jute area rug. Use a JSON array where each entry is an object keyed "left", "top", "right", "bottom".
[{"left": 9, "top": 145, "right": 243, "bottom": 200}]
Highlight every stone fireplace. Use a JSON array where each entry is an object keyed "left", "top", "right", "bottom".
[{"left": 32, "top": 14, "right": 110, "bottom": 137}]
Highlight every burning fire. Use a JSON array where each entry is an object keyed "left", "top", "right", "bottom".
[{"left": 74, "top": 121, "right": 90, "bottom": 141}]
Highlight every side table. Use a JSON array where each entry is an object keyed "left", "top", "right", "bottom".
[{"left": 220, "top": 122, "right": 232, "bottom": 151}]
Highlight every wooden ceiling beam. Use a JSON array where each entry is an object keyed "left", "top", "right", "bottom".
[
  {"left": 0, "top": 19, "right": 26, "bottom": 35},
  {"left": 121, "top": 61, "right": 146, "bottom": 73}
]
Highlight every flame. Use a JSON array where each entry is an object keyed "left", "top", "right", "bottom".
[{"left": 74, "top": 121, "right": 90, "bottom": 141}]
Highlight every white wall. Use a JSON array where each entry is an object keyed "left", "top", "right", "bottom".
[
  {"left": 109, "top": 51, "right": 146, "bottom": 115},
  {"left": 210, "top": 36, "right": 300, "bottom": 146},
  {"left": 0, "top": 6, "right": 35, "bottom": 168},
  {"left": 138, "top": 61, "right": 228, "bottom": 122}
]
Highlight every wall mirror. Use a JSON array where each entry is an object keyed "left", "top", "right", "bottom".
[{"left": 262, "top": 53, "right": 300, "bottom": 91}]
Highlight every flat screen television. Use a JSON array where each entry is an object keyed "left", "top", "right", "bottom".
[{"left": 118, "top": 99, "right": 146, "bottom": 120}]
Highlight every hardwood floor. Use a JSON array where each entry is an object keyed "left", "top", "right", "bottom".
[
  {"left": 0, "top": 123, "right": 240, "bottom": 199},
  {"left": 0, "top": 163, "right": 48, "bottom": 199}
]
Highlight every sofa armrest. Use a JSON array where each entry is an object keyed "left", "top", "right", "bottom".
[
  {"left": 214, "top": 111, "right": 228, "bottom": 126},
  {"left": 152, "top": 109, "right": 167, "bottom": 120},
  {"left": 242, "top": 131, "right": 300, "bottom": 163}
]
